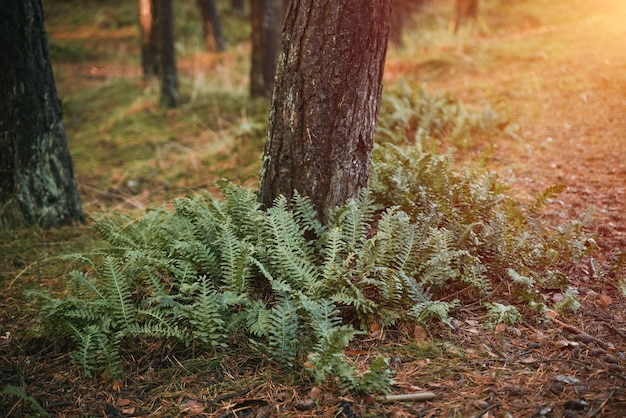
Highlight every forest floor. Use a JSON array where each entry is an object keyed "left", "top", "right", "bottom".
[{"left": 2, "top": 0, "right": 626, "bottom": 416}]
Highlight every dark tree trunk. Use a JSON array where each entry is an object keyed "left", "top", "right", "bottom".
[
  {"left": 139, "top": 0, "right": 161, "bottom": 77},
  {"left": 197, "top": 0, "right": 226, "bottom": 52},
  {"left": 157, "top": 0, "right": 180, "bottom": 108},
  {"left": 0, "top": 0, "right": 84, "bottom": 228},
  {"left": 454, "top": 0, "right": 479, "bottom": 33},
  {"left": 258, "top": 0, "right": 391, "bottom": 222},
  {"left": 249, "top": 0, "right": 286, "bottom": 98},
  {"left": 231, "top": 0, "right": 245, "bottom": 13}
]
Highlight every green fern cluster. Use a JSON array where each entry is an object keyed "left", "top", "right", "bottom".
[
  {"left": 376, "top": 83, "right": 510, "bottom": 148},
  {"left": 370, "top": 104, "right": 591, "bottom": 311},
  {"left": 28, "top": 89, "right": 591, "bottom": 393},
  {"left": 30, "top": 182, "right": 433, "bottom": 392}
]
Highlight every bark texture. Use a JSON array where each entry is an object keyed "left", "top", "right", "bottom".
[
  {"left": 250, "top": 0, "right": 286, "bottom": 97},
  {"left": 258, "top": 0, "right": 391, "bottom": 222},
  {"left": 197, "top": 0, "right": 226, "bottom": 52},
  {"left": 158, "top": 0, "right": 180, "bottom": 108},
  {"left": 0, "top": 0, "right": 84, "bottom": 228},
  {"left": 139, "top": 0, "right": 161, "bottom": 78}
]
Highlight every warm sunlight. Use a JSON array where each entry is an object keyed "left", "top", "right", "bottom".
[{"left": 3, "top": 0, "right": 626, "bottom": 416}]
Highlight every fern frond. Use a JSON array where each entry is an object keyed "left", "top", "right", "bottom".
[
  {"left": 292, "top": 190, "right": 324, "bottom": 238},
  {"left": 217, "top": 225, "right": 254, "bottom": 293},
  {"left": 101, "top": 256, "right": 135, "bottom": 329},
  {"left": 267, "top": 298, "right": 299, "bottom": 366},
  {"left": 69, "top": 325, "right": 110, "bottom": 378},
  {"left": 263, "top": 197, "right": 321, "bottom": 292},
  {"left": 528, "top": 184, "right": 566, "bottom": 214}
]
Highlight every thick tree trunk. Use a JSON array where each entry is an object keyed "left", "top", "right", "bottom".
[
  {"left": 0, "top": 0, "right": 84, "bottom": 228},
  {"left": 197, "top": 0, "right": 226, "bottom": 52},
  {"left": 157, "top": 0, "right": 180, "bottom": 108},
  {"left": 139, "top": 0, "right": 161, "bottom": 77},
  {"left": 249, "top": 0, "right": 286, "bottom": 98},
  {"left": 258, "top": 0, "right": 391, "bottom": 222}
]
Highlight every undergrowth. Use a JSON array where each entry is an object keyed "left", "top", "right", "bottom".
[{"left": 28, "top": 88, "right": 592, "bottom": 394}]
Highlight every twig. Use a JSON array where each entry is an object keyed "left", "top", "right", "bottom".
[
  {"left": 600, "top": 321, "right": 626, "bottom": 341},
  {"left": 548, "top": 315, "right": 615, "bottom": 351},
  {"left": 377, "top": 392, "right": 436, "bottom": 403},
  {"left": 472, "top": 403, "right": 500, "bottom": 418}
]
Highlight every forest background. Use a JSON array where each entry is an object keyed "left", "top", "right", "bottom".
[{"left": 2, "top": 0, "right": 626, "bottom": 416}]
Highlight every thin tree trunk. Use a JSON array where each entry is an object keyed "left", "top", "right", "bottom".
[
  {"left": 258, "top": 0, "right": 391, "bottom": 222},
  {"left": 0, "top": 0, "right": 84, "bottom": 228},
  {"left": 158, "top": 0, "right": 180, "bottom": 108},
  {"left": 454, "top": 0, "right": 479, "bottom": 33},
  {"left": 139, "top": 0, "right": 160, "bottom": 77},
  {"left": 197, "top": 0, "right": 226, "bottom": 52},
  {"left": 250, "top": 0, "right": 286, "bottom": 98}
]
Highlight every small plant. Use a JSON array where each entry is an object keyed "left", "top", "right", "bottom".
[
  {"left": 1, "top": 385, "right": 50, "bottom": 418},
  {"left": 482, "top": 302, "right": 522, "bottom": 328}
]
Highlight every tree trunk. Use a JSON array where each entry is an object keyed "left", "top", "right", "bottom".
[
  {"left": 454, "top": 0, "right": 479, "bottom": 33},
  {"left": 389, "top": 0, "right": 426, "bottom": 47},
  {"left": 157, "top": 0, "right": 180, "bottom": 108},
  {"left": 197, "top": 0, "right": 226, "bottom": 52},
  {"left": 258, "top": 0, "right": 391, "bottom": 223},
  {"left": 139, "top": 0, "right": 161, "bottom": 77},
  {"left": 0, "top": 0, "right": 84, "bottom": 228},
  {"left": 249, "top": 0, "right": 286, "bottom": 98}
]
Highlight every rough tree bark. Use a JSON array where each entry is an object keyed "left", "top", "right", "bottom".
[
  {"left": 258, "top": 0, "right": 392, "bottom": 222},
  {"left": 0, "top": 0, "right": 84, "bottom": 228},
  {"left": 157, "top": 0, "right": 180, "bottom": 108},
  {"left": 249, "top": 0, "right": 286, "bottom": 98},
  {"left": 197, "top": 0, "right": 226, "bottom": 52},
  {"left": 139, "top": 0, "right": 161, "bottom": 78}
]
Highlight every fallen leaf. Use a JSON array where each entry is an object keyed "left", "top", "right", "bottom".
[
  {"left": 112, "top": 380, "right": 124, "bottom": 392},
  {"left": 116, "top": 398, "right": 131, "bottom": 407},
  {"left": 553, "top": 340, "right": 580, "bottom": 349},
  {"left": 121, "top": 407, "right": 136, "bottom": 415},
  {"left": 413, "top": 325, "right": 427, "bottom": 341},
  {"left": 544, "top": 310, "right": 558, "bottom": 320},
  {"left": 599, "top": 294, "right": 613, "bottom": 306},
  {"left": 180, "top": 399, "right": 205, "bottom": 415},
  {"left": 309, "top": 386, "right": 321, "bottom": 400}
]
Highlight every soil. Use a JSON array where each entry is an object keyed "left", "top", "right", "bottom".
[{"left": 2, "top": 0, "right": 626, "bottom": 416}]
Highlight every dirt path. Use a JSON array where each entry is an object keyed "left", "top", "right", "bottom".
[{"left": 429, "top": 0, "right": 626, "bottom": 251}]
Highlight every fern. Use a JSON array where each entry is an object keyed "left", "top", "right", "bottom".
[
  {"left": 263, "top": 196, "right": 321, "bottom": 293},
  {"left": 2, "top": 385, "right": 51, "bottom": 418},
  {"left": 29, "top": 167, "right": 590, "bottom": 394},
  {"left": 483, "top": 303, "right": 522, "bottom": 328},
  {"left": 266, "top": 298, "right": 299, "bottom": 366},
  {"left": 101, "top": 256, "right": 135, "bottom": 329},
  {"left": 409, "top": 300, "right": 460, "bottom": 328}
]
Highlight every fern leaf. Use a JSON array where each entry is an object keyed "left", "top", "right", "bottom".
[
  {"left": 267, "top": 298, "right": 299, "bottom": 366},
  {"left": 101, "top": 256, "right": 135, "bottom": 329}
]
